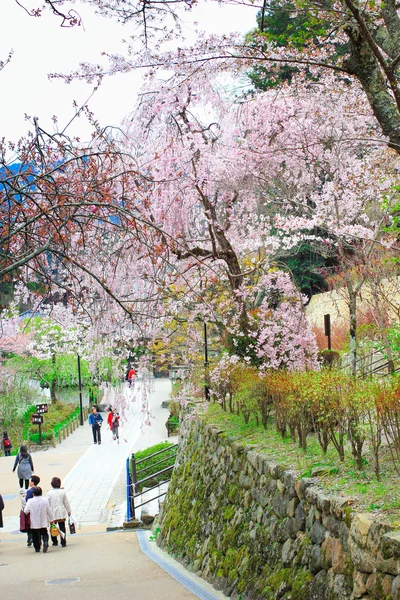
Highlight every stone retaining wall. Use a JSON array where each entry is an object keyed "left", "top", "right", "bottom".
[{"left": 158, "top": 419, "right": 400, "bottom": 600}]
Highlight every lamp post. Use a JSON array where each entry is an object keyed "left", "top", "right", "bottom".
[
  {"left": 204, "top": 321, "right": 210, "bottom": 402},
  {"left": 77, "top": 354, "right": 83, "bottom": 426},
  {"left": 324, "top": 314, "right": 332, "bottom": 350}
]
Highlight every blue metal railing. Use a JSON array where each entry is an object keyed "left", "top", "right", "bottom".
[
  {"left": 126, "top": 456, "right": 132, "bottom": 522},
  {"left": 126, "top": 443, "right": 178, "bottom": 521}
]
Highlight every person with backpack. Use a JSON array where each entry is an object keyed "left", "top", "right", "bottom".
[
  {"left": 12, "top": 444, "right": 34, "bottom": 492},
  {"left": 1, "top": 431, "right": 12, "bottom": 456}
]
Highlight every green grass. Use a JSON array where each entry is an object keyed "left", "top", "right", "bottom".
[
  {"left": 203, "top": 403, "right": 400, "bottom": 525},
  {"left": 24, "top": 402, "right": 79, "bottom": 443},
  {"left": 132, "top": 442, "right": 177, "bottom": 492}
]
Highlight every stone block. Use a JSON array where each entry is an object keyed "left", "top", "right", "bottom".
[
  {"left": 332, "top": 573, "right": 352, "bottom": 600},
  {"left": 295, "top": 477, "right": 318, "bottom": 501},
  {"left": 123, "top": 519, "right": 142, "bottom": 528},
  {"left": 306, "top": 505, "right": 318, "bottom": 530},
  {"left": 350, "top": 513, "right": 373, "bottom": 548},
  {"left": 244, "top": 490, "right": 252, "bottom": 509},
  {"left": 283, "top": 470, "right": 297, "bottom": 496},
  {"left": 365, "top": 572, "right": 394, "bottom": 599},
  {"left": 281, "top": 538, "right": 295, "bottom": 566},
  {"left": 331, "top": 538, "right": 347, "bottom": 574},
  {"left": 287, "top": 497, "right": 299, "bottom": 518},
  {"left": 348, "top": 537, "right": 374, "bottom": 574},
  {"left": 392, "top": 575, "right": 400, "bottom": 600},
  {"left": 316, "top": 494, "right": 331, "bottom": 515},
  {"left": 273, "top": 493, "right": 289, "bottom": 519},
  {"left": 239, "top": 471, "right": 252, "bottom": 489},
  {"left": 284, "top": 516, "right": 300, "bottom": 540},
  {"left": 353, "top": 571, "right": 367, "bottom": 598},
  {"left": 142, "top": 513, "right": 155, "bottom": 525},
  {"left": 321, "top": 537, "right": 333, "bottom": 569},
  {"left": 337, "top": 521, "right": 350, "bottom": 553},
  {"left": 366, "top": 521, "right": 393, "bottom": 556},
  {"left": 294, "top": 502, "right": 306, "bottom": 532},
  {"left": 268, "top": 462, "right": 280, "bottom": 479},
  {"left": 247, "top": 450, "right": 259, "bottom": 471},
  {"left": 306, "top": 486, "right": 321, "bottom": 506},
  {"left": 381, "top": 530, "right": 400, "bottom": 560},
  {"left": 269, "top": 479, "right": 278, "bottom": 495},
  {"left": 310, "top": 520, "right": 328, "bottom": 545},
  {"left": 309, "top": 569, "right": 327, "bottom": 600},
  {"left": 374, "top": 550, "right": 400, "bottom": 576},
  {"left": 322, "top": 514, "right": 341, "bottom": 536},
  {"left": 277, "top": 479, "right": 286, "bottom": 494},
  {"left": 310, "top": 544, "right": 323, "bottom": 575}
]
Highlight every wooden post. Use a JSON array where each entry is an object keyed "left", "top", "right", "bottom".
[{"left": 324, "top": 314, "right": 332, "bottom": 350}]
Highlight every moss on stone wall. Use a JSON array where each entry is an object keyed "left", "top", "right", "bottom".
[{"left": 157, "top": 418, "right": 400, "bottom": 600}]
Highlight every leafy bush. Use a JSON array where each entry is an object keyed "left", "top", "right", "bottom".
[
  {"left": 209, "top": 355, "right": 400, "bottom": 479},
  {"left": 6, "top": 354, "right": 91, "bottom": 388},
  {"left": 23, "top": 403, "right": 79, "bottom": 443}
]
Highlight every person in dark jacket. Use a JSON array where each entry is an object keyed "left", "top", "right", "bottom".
[
  {"left": 21, "top": 475, "right": 41, "bottom": 547},
  {"left": 88, "top": 407, "right": 103, "bottom": 444},
  {"left": 12, "top": 445, "right": 34, "bottom": 492},
  {"left": 1, "top": 431, "right": 12, "bottom": 456},
  {"left": 0, "top": 493, "right": 4, "bottom": 529}
]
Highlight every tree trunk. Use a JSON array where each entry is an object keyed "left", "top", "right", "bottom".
[
  {"left": 348, "top": 290, "right": 358, "bottom": 377},
  {"left": 50, "top": 353, "right": 57, "bottom": 403}
]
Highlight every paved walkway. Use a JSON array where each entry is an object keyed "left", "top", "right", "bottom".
[
  {"left": 1, "top": 377, "right": 175, "bottom": 532},
  {"left": 0, "top": 377, "right": 227, "bottom": 600}
]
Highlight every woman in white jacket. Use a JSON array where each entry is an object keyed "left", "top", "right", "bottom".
[
  {"left": 24, "top": 487, "right": 53, "bottom": 553},
  {"left": 46, "top": 477, "right": 71, "bottom": 547}
]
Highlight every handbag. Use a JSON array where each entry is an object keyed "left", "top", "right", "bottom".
[
  {"left": 68, "top": 516, "right": 77, "bottom": 535},
  {"left": 20, "top": 509, "right": 31, "bottom": 533},
  {"left": 50, "top": 523, "right": 59, "bottom": 538}
]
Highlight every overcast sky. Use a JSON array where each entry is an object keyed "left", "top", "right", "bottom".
[{"left": 1, "top": 1, "right": 257, "bottom": 146}]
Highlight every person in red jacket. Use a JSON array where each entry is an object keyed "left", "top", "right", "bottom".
[
  {"left": 127, "top": 367, "right": 136, "bottom": 387},
  {"left": 107, "top": 408, "right": 120, "bottom": 442}
]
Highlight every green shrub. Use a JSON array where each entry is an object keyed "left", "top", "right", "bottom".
[
  {"left": 132, "top": 442, "right": 177, "bottom": 492},
  {"left": 23, "top": 403, "right": 79, "bottom": 443}
]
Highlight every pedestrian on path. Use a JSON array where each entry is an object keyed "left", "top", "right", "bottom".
[
  {"left": 88, "top": 407, "right": 103, "bottom": 445},
  {"left": 1, "top": 431, "right": 12, "bottom": 456},
  {"left": 46, "top": 476, "right": 71, "bottom": 547},
  {"left": 127, "top": 367, "right": 136, "bottom": 387},
  {"left": 12, "top": 444, "right": 34, "bottom": 492},
  {"left": 107, "top": 408, "right": 120, "bottom": 442},
  {"left": 21, "top": 475, "right": 41, "bottom": 547},
  {"left": 0, "top": 493, "right": 4, "bottom": 531},
  {"left": 24, "top": 486, "right": 53, "bottom": 553}
]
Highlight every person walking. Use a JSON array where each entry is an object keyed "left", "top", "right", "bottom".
[
  {"left": 107, "top": 406, "right": 113, "bottom": 431},
  {"left": 0, "top": 493, "right": 4, "bottom": 537},
  {"left": 46, "top": 477, "right": 71, "bottom": 547},
  {"left": 21, "top": 475, "right": 41, "bottom": 547},
  {"left": 1, "top": 431, "right": 12, "bottom": 456},
  {"left": 107, "top": 408, "right": 120, "bottom": 442},
  {"left": 12, "top": 444, "right": 34, "bottom": 492},
  {"left": 127, "top": 366, "right": 136, "bottom": 387},
  {"left": 88, "top": 407, "right": 103, "bottom": 445},
  {"left": 24, "top": 486, "right": 53, "bottom": 553}
]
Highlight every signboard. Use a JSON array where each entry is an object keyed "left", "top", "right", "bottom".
[
  {"left": 31, "top": 414, "right": 44, "bottom": 425},
  {"left": 36, "top": 403, "right": 48, "bottom": 414}
]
